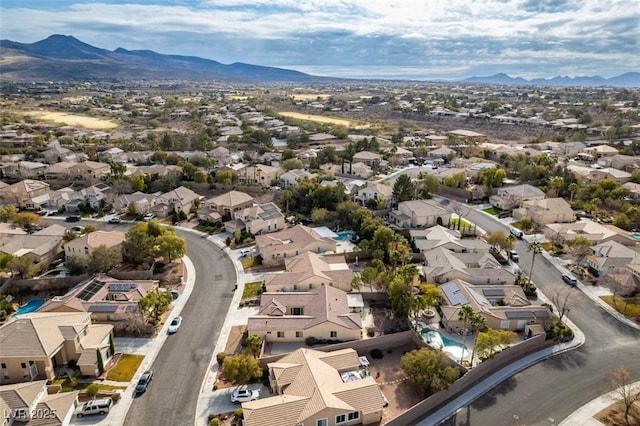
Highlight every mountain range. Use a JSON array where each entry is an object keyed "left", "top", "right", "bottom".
[{"left": 1, "top": 35, "right": 638, "bottom": 87}]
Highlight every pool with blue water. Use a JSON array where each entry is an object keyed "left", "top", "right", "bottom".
[
  {"left": 15, "top": 299, "right": 45, "bottom": 316},
  {"left": 334, "top": 231, "right": 354, "bottom": 241}
]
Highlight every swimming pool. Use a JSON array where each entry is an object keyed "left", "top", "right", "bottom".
[
  {"left": 15, "top": 299, "right": 45, "bottom": 316},
  {"left": 421, "top": 329, "right": 469, "bottom": 360},
  {"left": 334, "top": 231, "right": 354, "bottom": 241}
]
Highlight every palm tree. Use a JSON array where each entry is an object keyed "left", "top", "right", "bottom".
[
  {"left": 457, "top": 304, "right": 475, "bottom": 364},
  {"left": 568, "top": 182, "right": 579, "bottom": 203},
  {"left": 527, "top": 241, "right": 543, "bottom": 285},
  {"left": 469, "top": 314, "right": 487, "bottom": 367}
]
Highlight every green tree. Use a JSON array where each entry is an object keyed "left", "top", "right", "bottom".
[
  {"left": 65, "top": 255, "right": 89, "bottom": 275},
  {"left": 122, "top": 224, "right": 156, "bottom": 263},
  {"left": 631, "top": 169, "right": 640, "bottom": 184},
  {"left": 0, "top": 205, "right": 18, "bottom": 222},
  {"left": 360, "top": 266, "right": 380, "bottom": 292},
  {"left": 0, "top": 293, "right": 15, "bottom": 322},
  {"left": 567, "top": 236, "right": 592, "bottom": 273},
  {"left": 614, "top": 213, "right": 631, "bottom": 230},
  {"left": 244, "top": 334, "right": 263, "bottom": 358},
  {"left": 221, "top": 353, "right": 263, "bottom": 384},
  {"left": 419, "top": 284, "right": 441, "bottom": 315},
  {"left": 109, "top": 162, "right": 127, "bottom": 180},
  {"left": 457, "top": 305, "right": 475, "bottom": 363},
  {"left": 475, "top": 329, "right": 517, "bottom": 360},
  {"left": 281, "top": 158, "right": 304, "bottom": 171},
  {"left": 14, "top": 212, "right": 40, "bottom": 227},
  {"left": 401, "top": 348, "right": 460, "bottom": 397},
  {"left": 86, "top": 383, "right": 100, "bottom": 398},
  {"left": 130, "top": 175, "right": 147, "bottom": 192},
  {"left": 393, "top": 174, "right": 415, "bottom": 203},
  {"left": 88, "top": 245, "right": 121, "bottom": 273},
  {"left": 8, "top": 256, "right": 37, "bottom": 279},
  {"left": 155, "top": 234, "right": 187, "bottom": 263},
  {"left": 138, "top": 290, "right": 173, "bottom": 322},
  {"left": 419, "top": 174, "right": 441, "bottom": 197}
]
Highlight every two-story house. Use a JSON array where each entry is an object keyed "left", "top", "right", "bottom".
[
  {"left": 489, "top": 184, "right": 545, "bottom": 210},
  {"left": 232, "top": 202, "right": 286, "bottom": 235},
  {"left": 263, "top": 251, "right": 353, "bottom": 292},
  {"left": 389, "top": 199, "right": 452, "bottom": 228},
  {"left": 64, "top": 230, "right": 126, "bottom": 261},
  {"left": 255, "top": 225, "right": 337, "bottom": 267}
]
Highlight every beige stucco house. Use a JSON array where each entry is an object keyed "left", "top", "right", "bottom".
[
  {"left": 513, "top": 197, "right": 576, "bottom": 224},
  {"left": 422, "top": 247, "right": 516, "bottom": 285},
  {"left": 0, "top": 312, "right": 114, "bottom": 384},
  {"left": 263, "top": 251, "right": 354, "bottom": 292},
  {"left": 489, "top": 184, "right": 545, "bottom": 210},
  {"left": 0, "top": 179, "right": 50, "bottom": 209},
  {"left": 544, "top": 219, "right": 636, "bottom": 246},
  {"left": 0, "top": 380, "right": 78, "bottom": 426},
  {"left": 233, "top": 202, "right": 286, "bottom": 235},
  {"left": 64, "top": 230, "right": 126, "bottom": 261},
  {"left": 238, "top": 164, "right": 281, "bottom": 187},
  {"left": 354, "top": 182, "right": 393, "bottom": 207},
  {"left": 247, "top": 285, "right": 362, "bottom": 343},
  {"left": 410, "top": 226, "right": 490, "bottom": 253},
  {"left": 352, "top": 151, "right": 382, "bottom": 168},
  {"left": 255, "top": 225, "right": 338, "bottom": 267},
  {"left": 203, "top": 190, "right": 255, "bottom": 218},
  {"left": 389, "top": 199, "right": 452, "bottom": 228},
  {"left": 242, "top": 348, "right": 386, "bottom": 426},
  {"left": 156, "top": 186, "right": 201, "bottom": 216}
]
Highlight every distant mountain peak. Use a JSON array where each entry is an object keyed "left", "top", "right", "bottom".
[{"left": 464, "top": 72, "right": 639, "bottom": 87}]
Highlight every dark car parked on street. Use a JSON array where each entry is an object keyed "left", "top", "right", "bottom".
[
  {"left": 65, "top": 215, "right": 81, "bottom": 222},
  {"left": 562, "top": 274, "right": 578, "bottom": 286},
  {"left": 135, "top": 370, "right": 153, "bottom": 395}
]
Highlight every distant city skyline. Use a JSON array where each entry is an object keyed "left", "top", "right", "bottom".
[{"left": 1, "top": 0, "right": 638, "bottom": 81}]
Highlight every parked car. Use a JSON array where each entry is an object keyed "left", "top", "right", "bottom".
[
  {"left": 231, "top": 387, "right": 260, "bottom": 403},
  {"left": 509, "top": 250, "right": 519, "bottom": 262},
  {"left": 510, "top": 228, "right": 524, "bottom": 239},
  {"left": 135, "top": 370, "right": 153, "bottom": 395},
  {"left": 108, "top": 217, "right": 122, "bottom": 224},
  {"left": 65, "top": 215, "right": 81, "bottom": 222},
  {"left": 75, "top": 398, "right": 112, "bottom": 417},
  {"left": 168, "top": 316, "right": 182, "bottom": 334},
  {"left": 562, "top": 274, "right": 578, "bottom": 286},
  {"left": 142, "top": 213, "right": 156, "bottom": 222},
  {"left": 71, "top": 225, "right": 84, "bottom": 233},
  {"left": 171, "top": 289, "right": 180, "bottom": 300}
]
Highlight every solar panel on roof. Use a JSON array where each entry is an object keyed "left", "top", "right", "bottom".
[
  {"left": 108, "top": 283, "right": 137, "bottom": 292},
  {"left": 77, "top": 281, "right": 106, "bottom": 301},
  {"left": 504, "top": 311, "right": 534, "bottom": 319},
  {"left": 482, "top": 289, "right": 505, "bottom": 297},
  {"left": 441, "top": 282, "right": 468, "bottom": 306},
  {"left": 88, "top": 305, "right": 118, "bottom": 313}
]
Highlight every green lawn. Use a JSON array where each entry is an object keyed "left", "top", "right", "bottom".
[
  {"left": 450, "top": 218, "right": 472, "bottom": 228},
  {"left": 242, "top": 281, "right": 263, "bottom": 299},
  {"left": 600, "top": 295, "right": 640, "bottom": 321},
  {"left": 76, "top": 383, "right": 127, "bottom": 391},
  {"left": 106, "top": 354, "right": 144, "bottom": 382},
  {"left": 483, "top": 207, "right": 501, "bottom": 215},
  {"left": 241, "top": 257, "right": 260, "bottom": 270}
]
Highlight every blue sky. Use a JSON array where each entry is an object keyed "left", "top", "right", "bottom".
[{"left": 1, "top": 0, "right": 638, "bottom": 80}]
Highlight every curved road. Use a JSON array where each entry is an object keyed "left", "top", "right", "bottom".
[
  {"left": 438, "top": 205, "right": 640, "bottom": 426},
  {"left": 124, "top": 230, "right": 236, "bottom": 426}
]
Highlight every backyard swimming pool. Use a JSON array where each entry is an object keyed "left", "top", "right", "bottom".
[
  {"left": 421, "top": 328, "right": 469, "bottom": 360},
  {"left": 334, "top": 231, "right": 354, "bottom": 241},
  {"left": 15, "top": 299, "right": 45, "bottom": 316}
]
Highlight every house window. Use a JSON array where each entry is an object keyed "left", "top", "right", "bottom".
[
  {"left": 348, "top": 412, "right": 359, "bottom": 421},
  {"left": 291, "top": 307, "right": 304, "bottom": 315},
  {"left": 309, "top": 284, "right": 313, "bottom": 289},
  {"left": 330, "top": 331, "right": 337, "bottom": 338},
  {"left": 277, "top": 331, "right": 284, "bottom": 338},
  {"left": 336, "top": 414, "right": 346, "bottom": 424},
  {"left": 316, "top": 419, "right": 328, "bottom": 426},
  {"left": 21, "top": 363, "right": 26, "bottom": 369},
  {"left": 1, "top": 363, "right": 6, "bottom": 368},
  {"left": 296, "top": 331, "right": 303, "bottom": 338}
]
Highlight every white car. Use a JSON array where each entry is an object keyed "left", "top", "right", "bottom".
[
  {"left": 231, "top": 387, "right": 259, "bottom": 403},
  {"left": 168, "top": 316, "right": 182, "bottom": 334},
  {"left": 143, "top": 213, "right": 156, "bottom": 222}
]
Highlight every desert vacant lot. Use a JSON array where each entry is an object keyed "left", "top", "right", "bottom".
[
  {"left": 24, "top": 110, "right": 118, "bottom": 130},
  {"left": 290, "top": 93, "right": 331, "bottom": 101},
  {"left": 278, "top": 111, "right": 369, "bottom": 128}
]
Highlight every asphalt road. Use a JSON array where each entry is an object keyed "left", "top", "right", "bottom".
[
  {"left": 123, "top": 230, "right": 236, "bottom": 426},
  {"left": 436, "top": 204, "right": 640, "bottom": 426}
]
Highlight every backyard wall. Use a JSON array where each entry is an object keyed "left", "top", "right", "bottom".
[
  {"left": 1, "top": 275, "right": 89, "bottom": 297},
  {"left": 384, "top": 334, "right": 553, "bottom": 426}
]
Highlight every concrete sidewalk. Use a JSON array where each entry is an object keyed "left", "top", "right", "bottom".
[{"left": 559, "top": 380, "right": 640, "bottom": 426}]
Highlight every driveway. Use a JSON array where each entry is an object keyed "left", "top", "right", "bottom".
[{"left": 433, "top": 206, "right": 640, "bottom": 426}]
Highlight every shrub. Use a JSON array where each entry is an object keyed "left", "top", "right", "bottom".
[
  {"left": 370, "top": 348, "right": 384, "bottom": 359},
  {"left": 85, "top": 384, "right": 100, "bottom": 398},
  {"left": 111, "top": 393, "right": 121, "bottom": 403},
  {"left": 234, "top": 408, "right": 244, "bottom": 419},
  {"left": 305, "top": 336, "right": 317, "bottom": 346},
  {"left": 216, "top": 352, "right": 227, "bottom": 365},
  {"left": 210, "top": 418, "right": 220, "bottom": 426}
]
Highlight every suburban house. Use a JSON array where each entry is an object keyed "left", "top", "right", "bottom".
[
  {"left": 38, "top": 275, "right": 158, "bottom": 323},
  {"left": 544, "top": 219, "right": 636, "bottom": 246},
  {"left": 489, "top": 184, "right": 545, "bottom": 210},
  {"left": 348, "top": 162, "right": 375, "bottom": 179},
  {"left": 422, "top": 247, "right": 516, "bottom": 285},
  {"left": 208, "top": 146, "right": 231, "bottom": 165},
  {"left": 410, "top": 226, "right": 490, "bottom": 253},
  {"left": 622, "top": 182, "right": 640, "bottom": 201},
  {"left": 111, "top": 191, "right": 157, "bottom": 215},
  {"left": 587, "top": 167, "right": 631, "bottom": 184},
  {"left": 386, "top": 146, "right": 414, "bottom": 166},
  {"left": 242, "top": 348, "right": 386, "bottom": 426},
  {"left": 586, "top": 241, "right": 640, "bottom": 277},
  {"left": 439, "top": 279, "right": 552, "bottom": 333},
  {"left": 389, "top": 199, "right": 452, "bottom": 228},
  {"left": 1, "top": 161, "right": 48, "bottom": 180},
  {"left": 0, "top": 179, "right": 50, "bottom": 209},
  {"left": 0, "top": 233, "right": 64, "bottom": 266},
  {"left": 354, "top": 182, "right": 393, "bottom": 207},
  {"left": 156, "top": 186, "right": 201, "bottom": 216},
  {"left": 203, "top": 190, "right": 255, "bottom": 219},
  {"left": 43, "top": 161, "right": 79, "bottom": 180},
  {"left": 77, "top": 160, "right": 110, "bottom": 180},
  {"left": 238, "top": 164, "right": 281, "bottom": 186},
  {"left": 352, "top": 151, "right": 382, "bottom": 168},
  {"left": 64, "top": 230, "right": 126, "bottom": 261},
  {"left": 427, "top": 146, "right": 455, "bottom": 159},
  {"left": 0, "top": 312, "right": 114, "bottom": 384},
  {"left": 263, "top": 251, "right": 354, "bottom": 292},
  {"left": 232, "top": 202, "right": 286, "bottom": 235},
  {"left": 255, "top": 225, "right": 338, "bottom": 267},
  {"left": 279, "top": 169, "right": 313, "bottom": 189},
  {"left": 513, "top": 197, "right": 576, "bottom": 224},
  {"left": 447, "top": 129, "right": 486, "bottom": 144},
  {"left": 67, "top": 183, "right": 112, "bottom": 211},
  {"left": 0, "top": 380, "right": 78, "bottom": 426},
  {"left": 585, "top": 144, "right": 619, "bottom": 158},
  {"left": 41, "top": 144, "right": 78, "bottom": 163},
  {"left": 247, "top": 285, "right": 362, "bottom": 343}
]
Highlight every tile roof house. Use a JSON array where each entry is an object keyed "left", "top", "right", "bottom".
[
  {"left": 348, "top": 162, "right": 374, "bottom": 179},
  {"left": 0, "top": 380, "right": 78, "bottom": 426},
  {"left": 77, "top": 160, "right": 110, "bottom": 180},
  {"left": 247, "top": 285, "right": 362, "bottom": 343},
  {"left": 389, "top": 199, "right": 452, "bottom": 228},
  {"left": 232, "top": 202, "right": 286, "bottom": 235},
  {"left": 64, "top": 230, "right": 126, "bottom": 261},
  {"left": 255, "top": 225, "right": 338, "bottom": 267},
  {"left": 586, "top": 241, "right": 640, "bottom": 276},
  {"left": 203, "top": 190, "right": 255, "bottom": 218},
  {"left": 242, "top": 347, "right": 386, "bottom": 426},
  {"left": 0, "top": 312, "right": 114, "bottom": 384},
  {"left": 263, "top": 251, "right": 354, "bottom": 292},
  {"left": 0, "top": 180, "right": 50, "bottom": 209},
  {"left": 410, "top": 226, "right": 490, "bottom": 253},
  {"left": 489, "top": 184, "right": 545, "bottom": 210},
  {"left": 513, "top": 197, "right": 576, "bottom": 224},
  {"left": 587, "top": 167, "right": 631, "bottom": 184},
  {"left": 156, "top": 185, "right": 201, "bottom": 216},
  {"left": 544, "top": 219, "right": 635, "bottom": 246},
  {"left": 352, "top": 151, "right": 382, "bottom": 168},
  {"left": 238, "top": 164, "right": 281, "bottom": 187},
  {"left": 279, "top": 169, "right": 313, "bottom": 189},
  {"left": 43, "top": 161, "right": 79, "bottom": 179},
  {"left": 422, "top": 247, "right": 516, "bottom": 285},
  {"left": 439, "top": 279, "right": 552, "bottom": 333},
  {"left": 38, "top": 274, "right": 158, "bottom": 323},
  {"left": 0, "top": 234, "right": 64, "bottom": 266},
  {"left": 354, "top": 182, "right": 393, "bottom": 208}
]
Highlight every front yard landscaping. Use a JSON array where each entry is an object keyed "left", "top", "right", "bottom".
[
  {"left": 241, "top": 281, "right": 262, "bottom": 299},
  {"left": 483, "top": 207, "right": 501, "bottom": 215},
  {"left": 106, "top": 354, "right": 144, "bottom": 382},
  {"left": 600, "top": 295, "right": 640, "bottom": 322}
]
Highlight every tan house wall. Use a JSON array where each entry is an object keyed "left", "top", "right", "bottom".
[
  {"left": 261, "top": 242, "right": 337, "bottom": 266},
  {"left": 267, "top": 278, "right": 350, "bottom": 293},
  {"left": 64, "top": 240, "right": 123, "bottom": 261},
  {"left": 255, "top": 321, "right": 361, "bottom": 343},
  {"left": 0, "top": 357, "right": 53, "bottom": 385},
  {"left": 301, "top": 406, "right": 376, "bottom": 426}
]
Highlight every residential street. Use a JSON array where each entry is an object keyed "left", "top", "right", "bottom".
[
  {"left": 438, "top": 205, "right": 640, "bottom": 426},
  {"left": 124, "top": 231, "right": 236, "bottom": 426}
]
